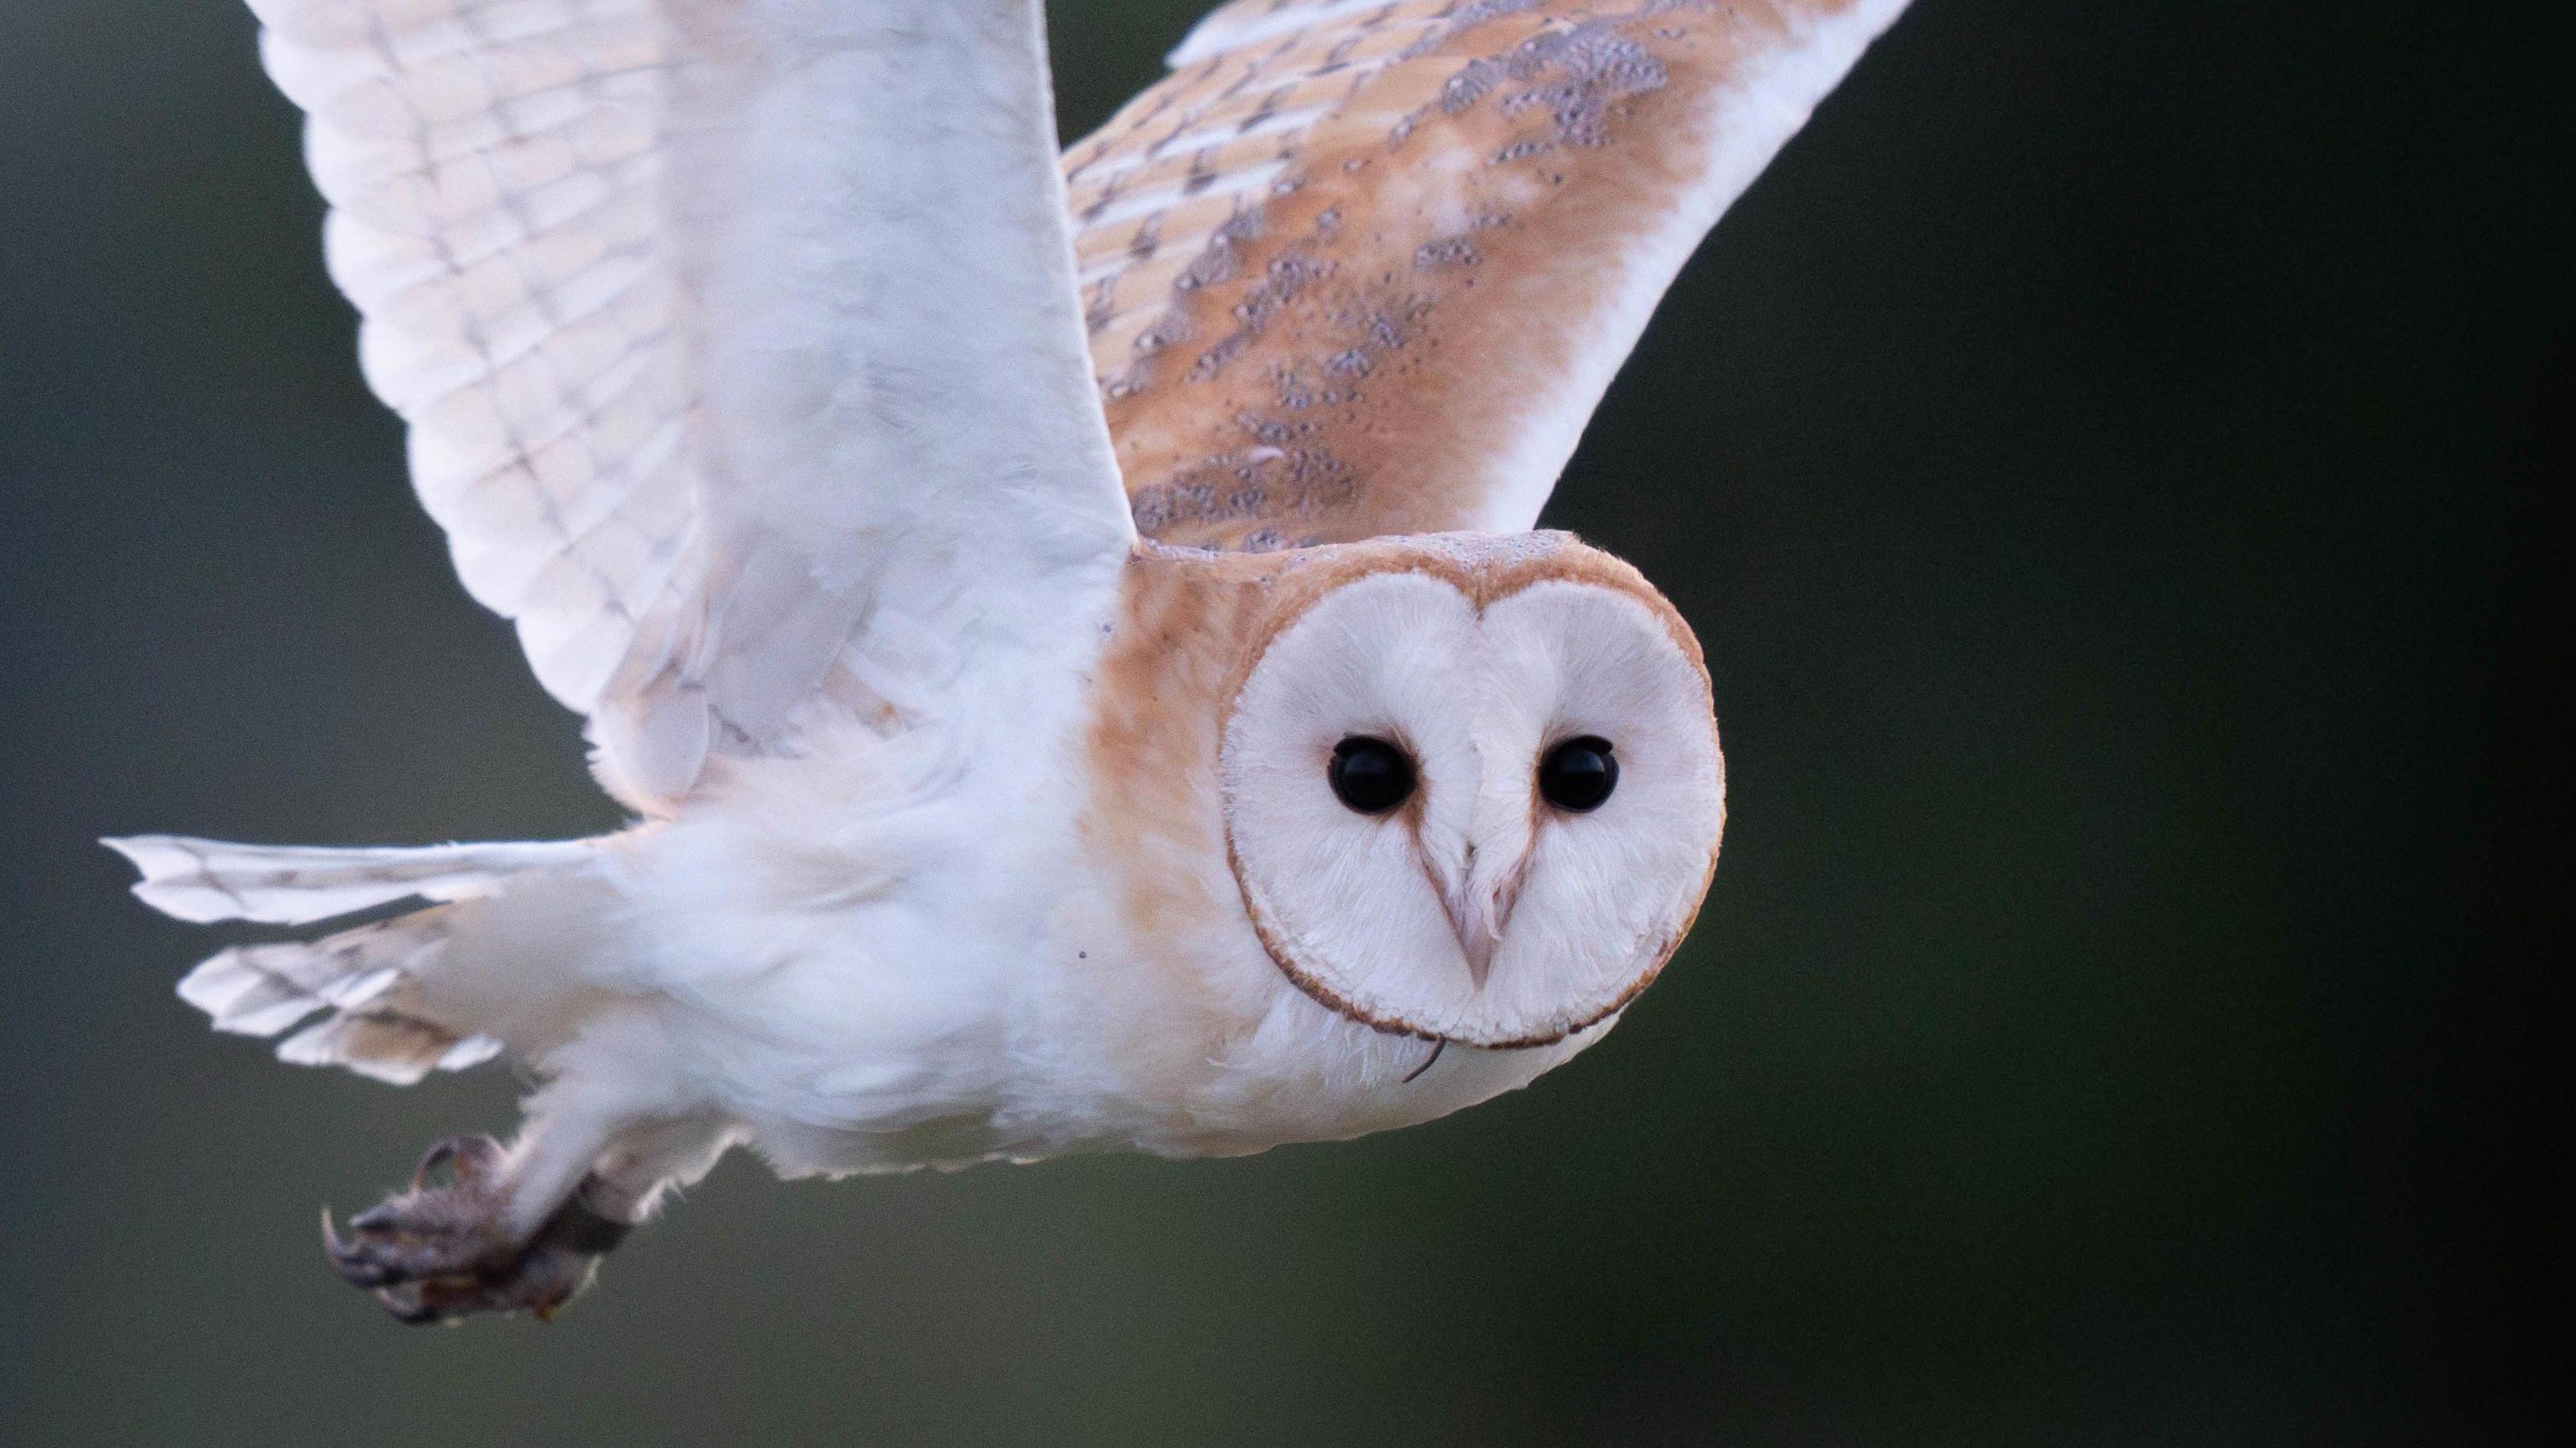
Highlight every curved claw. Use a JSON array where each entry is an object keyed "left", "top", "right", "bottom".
[
  {"left": 317, "top": 1152, "right": 627, "bottom": 1325},
  {"left": 374, "top": 1288, "right": 449, "bottom": 1326},
  {"left": 411, "top": 1133, "right": 502, "bottom": 1190},
  {"left": 322, "top": 1205, "right": 393, "bottom": 1286}
]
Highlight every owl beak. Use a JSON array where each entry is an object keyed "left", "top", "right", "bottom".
[{"left": 1441, "top": 848, "right": 1527, "bottom": 991}]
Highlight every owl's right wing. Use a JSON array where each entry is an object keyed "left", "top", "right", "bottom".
[
  {"left": 258, "top": 0, "right": 1132, "bottom": 811},
  {"left": 1068, "top": 0, "right": 1910, "bottom": 550}
]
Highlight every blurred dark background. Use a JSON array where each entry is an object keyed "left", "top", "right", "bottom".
[{"left": 3, "top": 1, "right": 2564, "bottom": 1441}]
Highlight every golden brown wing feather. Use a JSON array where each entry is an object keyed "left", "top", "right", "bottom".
[{"left": 1065, "top": 0, "right": 1910, "bottom": 550}]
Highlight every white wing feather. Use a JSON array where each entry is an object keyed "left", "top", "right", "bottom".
[
  {"left": 104, "top": 833, "right": 595, "bottom": 924},
  {"left": 254, "top": 0, "right": 1134, "bottom": 808}
]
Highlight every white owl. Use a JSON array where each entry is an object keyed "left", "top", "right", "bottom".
[{"left": 111, "top": 0, "right": 1909, "bottom": 1321}]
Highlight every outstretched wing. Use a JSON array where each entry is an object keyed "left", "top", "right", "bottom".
[
  {"left": 258, "top": 0, "right": 1132, "bottom": 809},
  {"left": 1066, "top": 0, "right": 1909, "bottom": 551}
]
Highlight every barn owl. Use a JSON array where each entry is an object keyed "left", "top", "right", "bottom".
[{"left": 111, "top": 0, "right": 1909, "bottom": 1322}]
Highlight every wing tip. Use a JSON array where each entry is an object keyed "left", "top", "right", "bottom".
[
  {"left": 99, "top": 833, "right": 167, "bottom": 874},
  {"left": 1165, "top": 0, "right": 1265, "bottom": 68},
  {"left": 103, "top": 835, "right": 239, "bottom": 924}
]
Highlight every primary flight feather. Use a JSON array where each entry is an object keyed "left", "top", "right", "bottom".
[{"left": 113, "top": 0, "right": 1909, "bottom": 1322}]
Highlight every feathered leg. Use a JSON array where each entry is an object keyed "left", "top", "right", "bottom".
[
  {"left": 324, "top": 1131, "right": 621, "bottom": 1324},
  {"left": 325, "top": 1108, "right": 740, "bottom": 1325},
  {"left": 321, "top": 1007, "right": 740, "bottom": 1324}
]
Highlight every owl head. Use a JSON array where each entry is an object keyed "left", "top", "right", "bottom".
[{"left": 1217, "top": 532, "right": 1725, "bottom": 1050}]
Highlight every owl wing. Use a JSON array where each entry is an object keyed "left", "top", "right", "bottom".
[
  {"left": 257, "top": 0, "right": 1132, "bottom": 810},
  {"left": 1067, "top": 0, "right": 1909, "bottom": 549}
]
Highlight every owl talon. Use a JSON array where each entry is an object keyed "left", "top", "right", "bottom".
[
  {"left": 409, "top": 1133, "right": 502, "bottom": 1189},
  {"left": 321, "top": 1136, "right": 628, "bottom": 1325}
]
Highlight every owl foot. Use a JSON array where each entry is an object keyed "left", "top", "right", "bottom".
[{"left": 322, "top": 1134, "right": 631, "bottom": 1325}]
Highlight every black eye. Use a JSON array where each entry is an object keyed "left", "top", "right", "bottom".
[
  {"left": 1538, "top": 736, "right": 1619, "bottom": 812},
  {"left": 1328, "top": 736, "right": 1417, "bottom": 814}
]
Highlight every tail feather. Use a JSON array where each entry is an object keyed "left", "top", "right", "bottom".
[
  {"left": 103, "top": 834, "right": 594, "bottom": 926},
  {"left": 177, "top": 909, "right": 436, "bottom": 1035},
  {"left": 176, "top": 912, "right": 504, "bottom": 1085},
  {"left": 109, "top": 834, "right": 593, "bottom": 1084},
  {"left": 276, "top": 983, "right": 504, "bottom": 1085}
]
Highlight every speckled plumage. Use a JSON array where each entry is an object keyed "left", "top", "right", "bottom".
[
  {"left": 1075, "top": 0, "right": 1911, "bottom": 549},
  {"left": 111, "top": 0, "right": 1908, "bottom": 1322}
]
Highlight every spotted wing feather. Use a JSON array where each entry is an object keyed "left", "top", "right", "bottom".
[{"left": 1065, "top": 0, "right": 1911, "bottom": 550}]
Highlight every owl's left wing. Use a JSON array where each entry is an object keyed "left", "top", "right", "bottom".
[
  {"left": 258, "top": 0, "right": 1131, "bottom": 810},
  {"left": 1067, "top": 0, "right": 1910, "bottom": 550}
]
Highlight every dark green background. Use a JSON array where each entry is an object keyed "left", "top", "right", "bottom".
[{"left": 3, "top": 1, "right": 2562, "bottom": 1441}]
